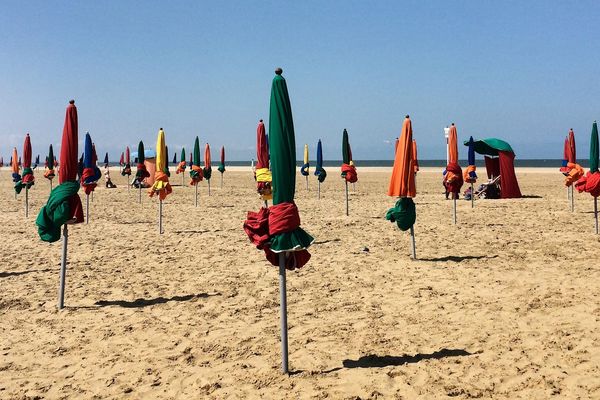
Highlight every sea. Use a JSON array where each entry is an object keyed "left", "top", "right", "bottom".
[{"left": 106, "top": 159, "right": 574, "bottom": 168}]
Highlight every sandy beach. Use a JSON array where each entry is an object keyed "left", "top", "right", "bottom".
[{"left": 1, "top": 167, "right": 599, "bottom": 399}]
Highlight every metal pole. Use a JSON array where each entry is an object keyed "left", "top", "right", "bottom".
[
  {"left": 345, "top": 181, "right": 349, "bottom": 216},
  {"left": 127, "top": 178, "right": 130, "bottom": 193},
  {"left": 471, "top": 183, "right": 474, "bottom": 208},
  {"left": 182, "top": 173, "right": 184, "bottom": 188},
  {"left": 595, "top": 197, "right": 598, "bottom": 234},
  {"left": 50, "top": 179, "right": 53, "bottom": 192},
  {"left": 221, "top": 173, "right": 223, "bottom": 189},
  {"left": 318, "top": 181, "right": 321, "bottom": 200},
  {"left": 305, "top": 175, "right": 308, "bottom": 191},
  {"left": 159, "top": 200, "right": 163, "bottom": 234},
  {"left": 86, "top": 194, "right": 89, "bottom": 224},
  {"left": 410, "top": 225, "right": 417, "bottom": 259},
  {"left": 208, "top": 180, "right": 211, "bottom": 196},
  {"left": 58, "top": 224, "right": 68, "bottom": 310},
  {"left": 453, "top": 197, "right": 457, "bottom": 224},
  {"left": 139, "top": 186, "right": 142, "bottom": 204},
  {"left": 264, "top": 200, "right": 268, "bottom": 208},
  {"left": 195, "top": 184, "right": 198, "bottom": 207},
  {"left": 25, "top": 187, "right": 29, "bottom": 217},
  {"left": 570, "top": 186, "right": 574, "bottom": 212},
  {"left": 352, "top": 182, "right": 356, "bottom": 192},
  {"left": 278, "top": 252, "right": 289, "bottom": 374}
]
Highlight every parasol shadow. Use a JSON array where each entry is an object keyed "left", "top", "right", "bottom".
[
  {"left": 323, "top": 348, "right": 475, "bottom": 373},
  {"left": 419, "top": 255, "right": 498, "bottom": 262},
  {"left": 94, "top": 293, "right": 221, "bottom": 308},
  {"left": 0, "top": 269, "right": 53, "bottom": 278}
]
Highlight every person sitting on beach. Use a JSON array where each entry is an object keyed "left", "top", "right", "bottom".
[{"left": 104, "top": 167, "right": 116, "bottom": 188}]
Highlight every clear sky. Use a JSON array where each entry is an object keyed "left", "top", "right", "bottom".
[{"left": 1, "top": 0, "right": 599, "bottom": 162}]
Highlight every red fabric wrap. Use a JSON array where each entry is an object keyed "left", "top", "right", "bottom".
[
  {"left": 137, "top": 163, "right": 150, "bottom": 178},
  {"left": 81, "top": 167, "right": 98, "bottom": 195},
  {"left": 341, "top": 163, "right": 358, "bottom": 183},
  {"left": 444, "top": 162, "right": 464, "bottom": 193},
  {"left": 575, "top": 171, "right": 600, "bottom": 197},
  {"left": 68, "top": 194, "right": 84, "bottom": 223},
  {"left": 22, "top": 172, "right": 35, "bottom": 185},
  {"left": 243, "top": 202, "right": 310, "bottom": 270}
]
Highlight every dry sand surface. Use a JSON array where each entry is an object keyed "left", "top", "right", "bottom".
[{"left": 1, "top": 167, "right": 600, "bottom": 399}]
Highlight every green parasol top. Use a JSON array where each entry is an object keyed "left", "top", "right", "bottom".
[
  {"left": 591, "top": 121, "right": 599, "bottom": 173},
  {"left": 462, "top": 138, "right": 514, "bottom": 156},
  {"left": 268, "top": 69, "right": 313, "bottom": 252},
  {"left": 193, "top": 137, "right": 201, "bottom": 166},
  {"left": 48, "top": 144, "right": 55, "bottom": 169},
  {"left": 138, "top": 141, "right": 145, "bottom": 163},
  {"left": 342, "top": 129, "right": 351, "bottom": 164}
]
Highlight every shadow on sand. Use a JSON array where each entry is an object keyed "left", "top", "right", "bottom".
[
  {"left": 419, "top": 255, "right": 498, "bottom": 262},
  {"left": 94, "top": 293, "right": 220, "bottom": 308},
  {"left": 0, "top": 269, "right": 53, "bottom": 278},
  {"left": 323, "top": 348, "right": 475, "bottom": 373}
]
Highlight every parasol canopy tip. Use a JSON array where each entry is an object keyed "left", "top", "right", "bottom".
[
  {"left": 69, "top": 99, "right": 75, "bottom": 104},
  {"left": 275, "top": 67, "right": 283, "bottom": 75},
  {"left": 259, "top": 119, "right": 263, "bottom": 122},
  {"left": 451, "top": 122, "right": 455, "bottom": 126},
  {"left": 405, "top": 115, "right": 410, "bottom": 118}
]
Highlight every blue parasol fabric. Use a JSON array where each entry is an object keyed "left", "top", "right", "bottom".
[{"left": 314, "top": 139, "right": 327, "bottom": 182}]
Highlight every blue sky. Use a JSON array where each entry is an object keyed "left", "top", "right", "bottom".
[{"left": 1, "top": 1, "right": 599, "bottom": 161}]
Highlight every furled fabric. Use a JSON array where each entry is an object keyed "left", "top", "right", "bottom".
[
  {"left": 444, "top": 162, "right": 464, "bottom": 194},
  {"left": 387, "top": 117, "right": 415, "bottom": 197},
  {"left": 121, "top": 147, "right": 131, "bottom": 176},
  {"left": 189, "top": 165, "right": 204, "bottom": 185},
  {"left": 386, "top": 197, "right": 416, "bottom": 231},
  {"left": 565, "top": 163, "right": 584, "bottom": 186},
  {"left": 314, "top": 139, "right": 326, "bottom": 183},
  {"left": 484, "top": 156, "right": 500, "bottom": 179},
  {"left": 341, "top": 163, "right": 358, "bottom": 183},
  {"left": 575, "top": 171, "right": 600, "bottom": 197},
  {"left": 300, "top": 144, "right": 309, "bottom": 176},
  {"left": 176, "top": 161, "right": 187, "bottom": 174},
  {"left": 463, "top": 165, "right": 477, "bottom": 184},
  {"left": 243, "top": 202, "right": 311, "bottom": 270},
  {"left": 218, "top": 146, "right": 226, "bottom": 173},
  {"left": 36, "top": 181, "right": 84, "bottom": 242},
  {"left": 256, "top": 167, "right": 273, "bottom": 200},
  {"left": 149, "top": 171, "right": 173, "bottom": 200}
]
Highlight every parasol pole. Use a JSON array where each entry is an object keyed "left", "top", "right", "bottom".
[
  {"left": 195, "top": 184, "right": 198, "bottom": 207},
  {"left": 221, "top": 172, "right": 223, "bottom": 189},
  {"left": 278, "top": 252, "right": 289, "bottom": 374},
  {"left": 208, "top": 180, "right": 211, "bottom": 196},
  {"left": 91, "top": 191, "right": 94, "bottom": 202},
  {"left": 345, "top": 181, "right": 349, "bottom": 216},
  {"left": 58, "top": 224, "right": 68, "bottom": 310},
  {"left": 453, "top": 196, "right": 457, "bottom": 224},
  {"left": 86, "top": 194, "right": 89, "bottom": 224},
  {"left": 570, "top": 186, "right": 574, "bottom": 212},
  {"left": 25, "top": 187, "right": 29, "bottom": 217},
  {"left": 139, "top": 185, "right": 142, "bottom": 204},
  {"left": 305, "top": 175, "right": 309, "bottom": 191},
  {"left": 159, "top": 199, "right": 163, "bottom": 234},
  {"left": 352, "top": 182, "right": 356, "bottom": 192},
  {"left": 471, "top": 182, "right": 474, "bottom": 208},
  {"left": 318, "top": 181, "right": 321, "bottom": 200},
  {"left": 50, "top": 179, "right": 52, "bottom": 193},
  {"left": 182, "top": 173, "right": 184, "bottom": 188},
  {"left": 410, "top": 225, "right": 417, "bottom": 259},
  {"left": 595, "top": 197, "right": 598, "bottom": 234},
  {"left": 264, "top": 199, "right": 268, "bottom": 208}
]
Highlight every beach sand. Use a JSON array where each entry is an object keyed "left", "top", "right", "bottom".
[{"left": 1, "top": 167, "right": 599, "bottom": 399}]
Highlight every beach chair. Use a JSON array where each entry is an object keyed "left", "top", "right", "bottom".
[{"left": 474, "top": 175, "right": 501, "bottom": 199}]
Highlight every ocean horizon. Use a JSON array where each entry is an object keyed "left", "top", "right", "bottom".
[{"left": 106, "top": 159, "right": 575, "bottom": 168}]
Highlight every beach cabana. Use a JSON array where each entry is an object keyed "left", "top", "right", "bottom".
[{"left": 463, "top": 138, "right": 522, "bottom": 199}]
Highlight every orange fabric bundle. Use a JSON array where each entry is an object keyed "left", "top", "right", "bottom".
[
  {"left": 463, "top": 165, "right": 477, "bottom": 184},
  {"left": 44, "top": 169, "right": 55, "bottom": 180},
  {"left": 176, "top": 161, "right": 187, "bottom": 174},
  {"left": 148, "top": 171, "right": 173, "bottom": 200},
  {"left": 565, "top": 163, "right": 584, "bottom": 187},
  {"left": 387, "top": 116, "right": 416, "bottom": 197},
  {"left": 189, "top": 165, "right": 204, "bottom": 185}
]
